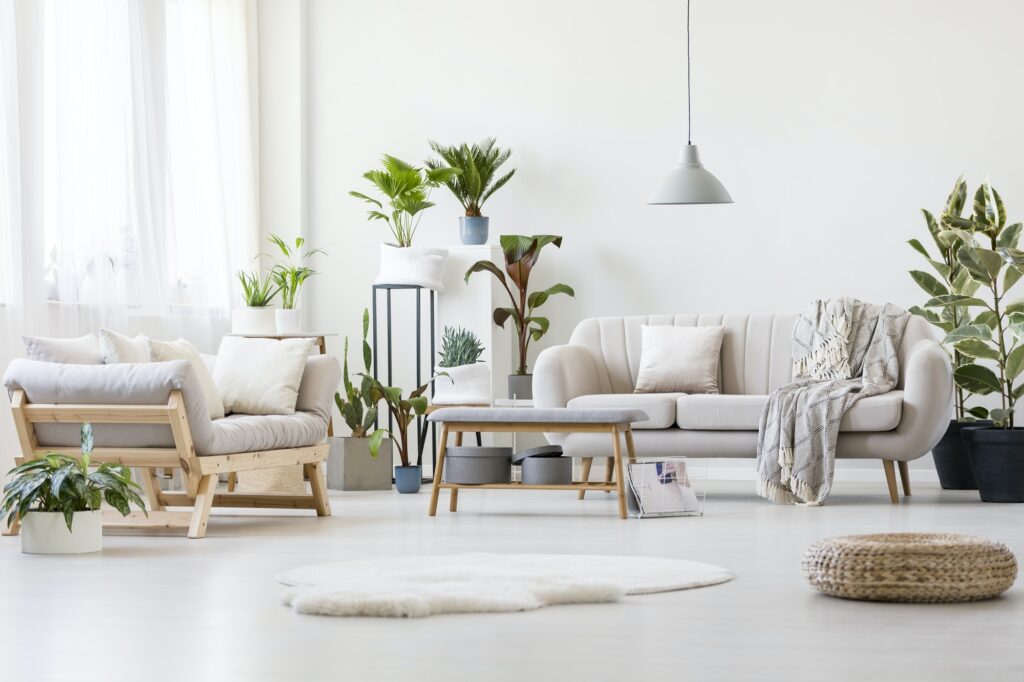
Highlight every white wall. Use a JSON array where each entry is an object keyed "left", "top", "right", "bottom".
[{"left": 269, "top": 0, "right": 1024, "bottom": 475}]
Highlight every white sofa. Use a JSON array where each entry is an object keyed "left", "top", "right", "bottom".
[{"left": 533, "top": 313, "right": 953, "bottom": 501}]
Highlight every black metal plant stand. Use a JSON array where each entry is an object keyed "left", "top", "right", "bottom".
[{"left": 370, "top": 284, "right": 437, "bottom": 478}]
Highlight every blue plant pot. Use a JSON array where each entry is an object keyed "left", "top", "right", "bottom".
[
  {"left": 459, "top": 216, "right": 489, "bottom": 245},
  {"left": 394, "top": 465, "right": 422, "bottom": 494}
]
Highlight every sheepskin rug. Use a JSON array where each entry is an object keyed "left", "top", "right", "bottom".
[{"left": 276, "top": 553, "right": 732, "bottom": 618}]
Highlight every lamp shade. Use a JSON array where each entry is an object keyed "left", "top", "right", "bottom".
[{"left": 648, "top": 145, "right": 733, "bottom": 205}]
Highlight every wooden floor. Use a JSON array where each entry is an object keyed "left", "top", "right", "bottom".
[{"left": 1, "top": 481, "right": 1022, "bottom": 681}]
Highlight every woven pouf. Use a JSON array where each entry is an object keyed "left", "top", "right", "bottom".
[{"left": 803, "top": 533, "right": 1017, "bottom": 603}]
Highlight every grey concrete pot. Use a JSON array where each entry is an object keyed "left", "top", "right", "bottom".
[
  {"left": 444, "top": 446, "right": 512, "bottom": 484},
  {"left": 507, "top": 374, "right": 533, "bottom": 400},
  {"left": 326, "top": 437, "right": 393, "bottom": 491},
  {"left": 459, "top": 216, "right": 489, "bottom": 245}
]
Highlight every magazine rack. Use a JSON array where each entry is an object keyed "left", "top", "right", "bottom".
[{"left": 625, "top": 457, "right": 705, "bottom": 518}]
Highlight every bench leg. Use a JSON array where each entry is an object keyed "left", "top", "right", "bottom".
[
  {"left": 188, "top": 474, "right": 219, "bottom": 539},
  {"left": 449, "top": 488, "right": 459, "bottom": 512},
  {"left": 578, "top": 457, "right": 594, "bottom": 500},
  {"left": 897, "top": 461, "right": 911, "bottom": 496},
  {"left": 429, "top": 425, "right": 450, "bottom": 516},
  {"left": 611, "top": 426, "right": 627, "bottom": 519},
  {"left": 882, "top": 460, "right": 899, "bottom": 505},
  {"left": 305, "top": 461, "right": 332, "bottom": 517},
  {"left": 604, "top": 456, "right": 614, "bottom": 492}
]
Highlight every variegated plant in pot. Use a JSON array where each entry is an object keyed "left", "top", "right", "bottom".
[{"left": 924, "top": 179, "right": 1024, "bottom": 502}]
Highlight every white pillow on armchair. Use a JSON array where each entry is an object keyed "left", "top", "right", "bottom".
[{"left": 213, "top": 336, "right": 315, "bottom": 415}]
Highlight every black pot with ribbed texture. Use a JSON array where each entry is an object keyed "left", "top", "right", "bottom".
[
  {"left": 962, "top": 426, "right": 1024, "bottom": 503},
  {"left": 932, "top": 420, "right": 985, "bottom": 490}
]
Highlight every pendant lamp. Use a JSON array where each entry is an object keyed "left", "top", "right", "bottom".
[{"left": 648, "top": 0, "right": 733, "bottom": 205}]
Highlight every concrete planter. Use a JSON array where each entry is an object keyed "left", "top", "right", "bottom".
[
  {"left": 507, "top": 374, "right": 533, "bottom": 400},
  {"left": 326, "top": 437, "right": 393, "bottom": 491},
  {"left": 21, "top": 510, "right": 102, "bottom": 555},
  {"left": 444, "top": 446, "right": 512, "bottom": 484},
  {"left": 459, "top": 216, "right": 490, "bottom": 245}
]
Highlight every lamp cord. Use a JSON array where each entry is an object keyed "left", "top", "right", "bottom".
[{"left": 687, "top": 0, "right": 692, "bottom": 145}]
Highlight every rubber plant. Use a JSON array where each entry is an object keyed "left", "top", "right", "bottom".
[
  {"left": 924, "top": 180, "right": 1024, "bottom": 428},
  {"left": 464, "top": 235, "right": 574, "bottom": 375},
  {"left": 358, "top": 375, "right": 441, "bottom": 467},
  {"left": 907, "top": 176, "right": 987, "bottom": 421},
  {"left": 426, "top": 138, "right": 515, "bottom": 218},
  {"left": 334, "top": 309, "right": 388, "bottom": 455}
]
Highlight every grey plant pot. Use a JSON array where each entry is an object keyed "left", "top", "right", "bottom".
[
  {"left": 459, "top": 216, "right": 490, "bottom": 245},
  {"left": 521, "top": 456, "right": 573, "bottom": 485},
  {"left": 326, "top": 437, "right": 393, "bottom": 491},
  {"left": 508, "top": 374, "right": 533, "bottom": 400},
  {"left": 444, "top": 446, "right": 513, "bottom": 484}
]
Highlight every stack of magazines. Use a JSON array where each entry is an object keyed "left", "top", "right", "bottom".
[{"left": 626, "top": 459, "right": 702, "bottom": 517}]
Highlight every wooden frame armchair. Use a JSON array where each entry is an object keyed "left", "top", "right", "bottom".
[{"left": 2, "top": 357, "right": 338, "bottom": 539}]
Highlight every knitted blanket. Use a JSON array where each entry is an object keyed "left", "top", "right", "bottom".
[{"left": 756, "top": 298, "right": 909, "bottom": 505}]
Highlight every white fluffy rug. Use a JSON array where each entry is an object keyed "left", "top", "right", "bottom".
[{"left": 276, "top": 554, "right": 732, "bottom": 618}]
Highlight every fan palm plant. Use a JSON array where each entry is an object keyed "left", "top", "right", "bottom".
[{"left": 426, "top": 138, "right": 515, "bottom": 217}]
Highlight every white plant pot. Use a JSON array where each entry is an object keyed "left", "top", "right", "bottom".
[
  {"left": 21, "top": 510, "right": 102, "bottom": 555},
  {"left": 432, "top": 363, "right": 492, "bottom": 405},
  {"left": 231, "top": 306, "right": 277, "bottom": 334},
  {"left": 275, "top": 308, "right": 302, "bottom": 334},
  {"left": 375, "top": 244, "right": 448, "bottom": 292}
]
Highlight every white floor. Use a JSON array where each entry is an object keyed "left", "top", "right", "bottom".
[{"left": 1, "top": 480, "right": 1022, "bottom": 681}]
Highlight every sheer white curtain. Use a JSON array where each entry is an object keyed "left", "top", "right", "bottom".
[{"left": 1, "top": 0, "right": 258, "bottom": 352}]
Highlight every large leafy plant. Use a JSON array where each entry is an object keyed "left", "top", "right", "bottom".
[
  {"left": 334, "top": 309, "right": 388, "bottom": 455},
  {"left": 358, "top": 375, "right": 438, "bottom": 467},
  {"left": 1, "top": 424, "right": 146, "bottom": 531},
  {"left": 922, "top": 179, "right": 1024, "bottom": 428},
  {"left": 465, "top": 235, "right": 574, "bottom": 375},
  {"left": 426, "top": 138, "right": 515, "bottom": 217},
  {"left": 268, "top": 234, "right": 324, "bottom": 310},
  {"left": 350, "top": 155, "right": 458, "bottom": 247},
  {"left": 438, "top": 326, "right": 485, "bottom": 368}
]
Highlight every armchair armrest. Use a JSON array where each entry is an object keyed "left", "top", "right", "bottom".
[
  {"left": 896, "top": 339, "right": 953, "bottom": 457},
  {"left": 533, "top": 344, "right": 601, "bottom": 409}
]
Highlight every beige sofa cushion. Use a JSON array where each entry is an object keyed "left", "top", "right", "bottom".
[
  {"left": 676, "top": 392, "right": 903, "bottom": 432},
  {"left": 567, "top": 392, "right": 683, "bottom": 429},
  {"left": 634, "top": 325, "right": 724, "bottom": 394}
]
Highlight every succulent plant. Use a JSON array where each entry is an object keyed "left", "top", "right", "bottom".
[{"left": 438, "top": 326, "right": 485, "bottom": 368}]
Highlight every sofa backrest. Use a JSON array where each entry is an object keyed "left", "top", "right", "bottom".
[{"left": 567, "top": 313, "right": 934, "bottom": 395}]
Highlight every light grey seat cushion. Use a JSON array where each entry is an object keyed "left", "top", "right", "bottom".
[
  {"left": 3, "top": 355, "right": 341, "bottom": 456},
  {"left": 675, "top": 392, "right": 903, "bottom": 432},
  {"left": 428, "top": 407, "right": 648, "bottom": 425},
  {"left": 566, "top": 393, "right": 682, "bottom": 429}
]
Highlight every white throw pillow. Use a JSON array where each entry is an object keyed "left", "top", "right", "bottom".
[
  {"left": 634, "top": 325, "right": 725, "bottom": 394},
  {"left": 148, "top": 338, "right": 226, "bottom": 420},
  {"left": 22, "top": 333, "right": 104, "bottom": 364},
  {"left": 99, "top": 329, "right": 150, "bottom": 364},
  {"left": 213, "top": 336, "right": 314, "bottom": 415}
]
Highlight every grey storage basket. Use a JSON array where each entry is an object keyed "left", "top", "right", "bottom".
[
  {"left": 521, "top": 456, "right": 573, "bottom": 485},
  {"left": 444, "top": 446, "right": 513, "bottom": 484}
]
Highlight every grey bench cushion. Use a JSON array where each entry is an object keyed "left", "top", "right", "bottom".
[{"left": 427, "top": 407, "right": 648, "bottom": 425}]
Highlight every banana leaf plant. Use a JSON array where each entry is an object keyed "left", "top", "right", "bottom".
[
  {"left": 923, "top": 179, "right": 1024, "bottom": 428},
  {"left": 334, "top": 309, "right": 388, "bottom": 456},
  {"left": 464, "top": 235, "right": 574, "bottom": 375},
  {"left": 907, "top": 177, "right": 986, "bottom": 421}
]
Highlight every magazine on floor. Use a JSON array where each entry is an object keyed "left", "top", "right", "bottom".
[{"left": 626, "top": 460, "right": 702, "bottom": 517}]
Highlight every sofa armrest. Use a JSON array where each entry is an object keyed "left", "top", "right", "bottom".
[
  {"left": 533, "top": 344, "right": 601, "bottom": 409},
  {"left": 895, "top": 339, "right": 953, "bottom": 456},
  {"left": 295, "top": 354, "right": 342, "bottom": 427}
]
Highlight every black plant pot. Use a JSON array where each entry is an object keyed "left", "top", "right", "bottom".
[
  {"left": 932, "top": 420, "right": 987, "bottom": 490},
  {"left": 962, "top": 426, "right": 1024, "bottom": 503}
]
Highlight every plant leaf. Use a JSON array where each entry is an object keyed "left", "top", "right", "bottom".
[
  {"left": 1007, "top": 345, "right": 1024, "bottom": 381},
  {"left": 942, "top": 324, "right": 993, "bottom": 344},
  {"left": 957, "top": 246, "right": 1004, "bottom": 284},
  {"left": 954, "top": 364, "right": 1001, "bottom": 395},
  {"left": 923, "top": 294, "right": 988, "bottom": 309},
  {"left": 954, "top": 339, "right": 1000, "bottom": 361},
  {"left": 909, "top": 270, "right": 948, "bottom": 297}
]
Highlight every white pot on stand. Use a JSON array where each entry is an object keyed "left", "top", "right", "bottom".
[
  {"left": 231, "top": 306, "right": 277, "bottom": 334},
  {"left": 375, "top": 244, "right": 448, "bottom": 291},
  {"left": 432, "top": 363, "right": 492, "bottom": 405},
  {"left": 20, "top": 510, "right": 103, "bottom": 554},
  {"left": 276, "top": 308, "right": 302, "bottom": 334}
]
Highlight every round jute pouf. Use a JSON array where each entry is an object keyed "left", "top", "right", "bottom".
[{"left": 803, "top": 533, "right": 1017, "bottom": 603}]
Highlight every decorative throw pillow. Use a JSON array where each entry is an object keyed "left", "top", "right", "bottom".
[
  {"left": 22, "top": 333, "right": 104, "bottom": 364},
  {"left": 99, "top": 329, "right": 150, "bottom": 364},
  {"left": 634, "top": 325, "right": 725, "bottom": 394},
  {"left": 148, "top": 338, "right": 226, "bottom": 420},
  {"left": 213, "top": 336, "right": 314, "bottom": 415}
]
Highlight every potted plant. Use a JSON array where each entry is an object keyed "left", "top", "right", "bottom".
[
  {"left": 329, "top": 309, "right": 392, "bottom": 491},
  {"left": 925, "top": 179, "right": 1024, "bottom": 502},
  {"left": 465, "top": 235, "right": 574, "bottom": 399},
  {"left": 1, "top": 424, "right": 147, "bottom": 554},
  {"left": 426, "top": 138, "right": 516, "bottom": 245},
  {"left": 359, "top": 374, "right": 438, "bottom": 494},
  {"left": 268, "top": 234, "right": 325, "bottom": 333},
  {"left": 350, "top": 155, "right": 458, "bottom": 291},
  {"left": 907, "top": 176, "right": 990, "bottom": 489},
  {"left": 233, "top": 268, "right": 280, "bottom": 334},
  {"left": 433, "top": 326, "right": 490, "bottom": 405}
]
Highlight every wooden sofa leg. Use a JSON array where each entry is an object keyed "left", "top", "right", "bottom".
[
  {"left": 882, "top": 460, "right": 899, "bottom": 505},
  {"left": 578, "top": 457, "right": 593, "bottom": 500},
  {"left": 604, "top": 456, "right": 614, "bottom": 493},
  {"left": 188, "top": 474, "right": 218, "bottom": 539},
  {"left": 139, "top": 467, "right": 166, "bottom": 512},
  {"left": 1, "top": 514, "right": 21, "bottom": 536},
  {"left": 897, "top": 461, "right": 911, "bottom": 496},
  {"left": 304, "top": 462, "right": 332, "bottom": 517}
]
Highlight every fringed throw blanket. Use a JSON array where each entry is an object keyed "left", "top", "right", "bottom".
[{"left": 756, "top": 298, "right": 909, "bottom": 505}]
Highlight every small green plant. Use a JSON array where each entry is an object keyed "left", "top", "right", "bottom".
[
  {"left": 334, "top": 309, "right": 388, "bottom": 455},
  {"left": 426, "top": 138, "right": 515, "bottom": 217},
  {"left": 237, "top": 269, "right": 280, "bottom": 307},
  {"left": 438, "top": 326, "right": 485, "bottom": 368},
  {"left": 465, "top": 235, "right": 574, "bottom": 375},
  {"left": 268, "top": 234, "right": 325, "bottom": 310},
  {"left": 1, "top": 424, "right": 147, "bottom": 531},
  {"left": 350, "top": 155, "right": 458, "bottom": 247},
  {"left": 359, "top": 375, "right": 444, "bottom": 467}
]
